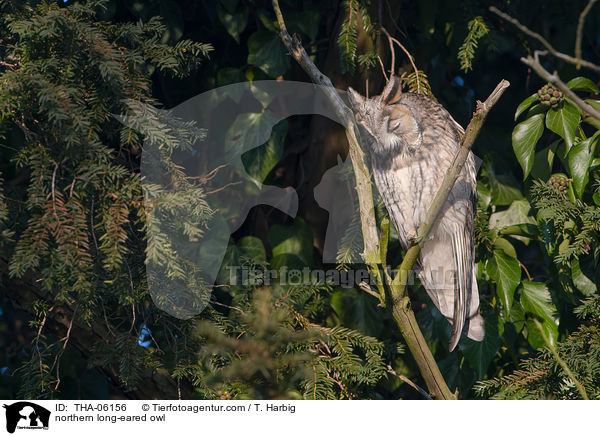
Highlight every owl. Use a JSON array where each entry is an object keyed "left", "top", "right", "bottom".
[{"left": 347, "top": 77, "right": 484, "bottom": 351}]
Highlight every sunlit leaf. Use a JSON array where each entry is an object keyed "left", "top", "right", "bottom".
[
  {"left": 545, "top": 101, "right": 581, "bottom": 151},
  {"left": 512, "top": 113, "right": 545, "bottom": 179},
  {"left": 566, "top": 77, "right": 599, "bottom": 93},
  {"left": 568, "top": 133, "right": 599, "bottom": 198},
  {"left": 487, "top": 249, "right": 521, "bottom": 314},
  {"left": 514, "top": 94, "right": 539, "bottom": 120}
]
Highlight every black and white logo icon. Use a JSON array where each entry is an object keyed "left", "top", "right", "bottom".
[{"left": 3, "top": 402, "right": 50, "bottom": 433}]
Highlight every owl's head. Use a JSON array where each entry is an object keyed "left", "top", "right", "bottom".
[{"left": 347, "top": 77, "right": 418, "bottom": 155}]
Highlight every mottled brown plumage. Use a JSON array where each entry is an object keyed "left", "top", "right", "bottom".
[{"left": 347, "top": 77, "right": 484, "bottom": 351}]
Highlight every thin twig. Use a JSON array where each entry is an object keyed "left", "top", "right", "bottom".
[
  {"left": 521, "top": 51, "right": 600, "bottom": 121},
  {"left": 210, "top": 299, "right": 245, "bottom": 313},
  {"left": 381, "top": 27, "right": 420, "bottom": 93},
  {"left": 387, "top": 364, "right": 433, "bottom": 400},
  {"left": 490, "top": 6, "right": 600, "bottom": 74},
  {"left": 381, "top": 27, "right": 395, "bottom": 77},
  {"left": 358, "top": 280, "right": 382, "bottom": 300},
  {"left": 575, "top": 0, "right": 598, "bottom": 70},
  {"left": 377, "top": 55, "right": 389, "bottom": 82}
]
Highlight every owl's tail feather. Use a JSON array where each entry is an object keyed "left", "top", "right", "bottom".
[{"left": 419, "top": 235, "right": 485, "bottom": 352}]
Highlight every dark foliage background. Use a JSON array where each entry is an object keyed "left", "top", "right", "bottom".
[{"left": 1, "top": 0, "right": 599, "bottom": 399}]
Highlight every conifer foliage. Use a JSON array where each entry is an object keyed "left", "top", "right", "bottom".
[{"left": 0, "top": 0, "right": 212, "bottom": 397}]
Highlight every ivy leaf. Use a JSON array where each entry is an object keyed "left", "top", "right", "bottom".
[
  {"left": 571, "top": 257, "right": 598, "bottom": 296},
  {"left": 514, "top": 94, "right": 539, "bottom": 120},
  {"left": 225, "top": 111, "right": 281, "bottom": 159},
  {"left": 487, "top": 249, "right": 521, "bottom": 314},
  {"left": 489, "top": 199, "right": 536, "bottom": 231},
  {"left": 525, "top": 317, "right": 558, "bottom": 349},
  {"left": 247, "top": 31, "right": 290, "bottom": 77},
  {"left": 217, "top": 2, "right": 248, "bottom": 43},
  {"left": 242, "top": 120, "right": 287, "bottom": 184},
  {"left": 568, "top": 133, "right": 599, "bottom": 198},
  {"left": 545, "top": 101, "right": 581, "bottom": 151},
  {"left": 566, "top": 77, "right": 599, "bottom": 93},
  {"left": 520, "top": 281, "right": 559, "bottom": 348},
  {"left": 520, "top": 281, "right": 558, "bottom": 323},
  {"left": 486, "top": 164, "right": 524, "bottom": 206},
  {"left": 530, "top": 140, "right": 558, "bottom": 181},
  {"left": 268, "top": 218, "right": 314, "bottom": 266},
  {"left": 237, "top": 236, "right": 266, "bottom": 263},
  {"left": 477, "top": 181, "right": 491, "bottom": 209},
  {"left": 459, "top": 313, "right": 502, "bottom": 379},
  {"left": 512, "top": 113, "right": 545, "bottom": 179},
  {"left": 493, "top": 237, "right": 517, "bottom": 258}
]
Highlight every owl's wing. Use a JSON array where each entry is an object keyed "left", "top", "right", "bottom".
[{"left": 448, "top": 191, "right": 475, "bottom": 351}]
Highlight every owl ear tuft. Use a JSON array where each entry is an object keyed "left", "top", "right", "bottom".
[
  {"left": 381, "top": 75, "right": 402, "bottom": 105},
  {"left": 347, "top": 87, "right": 364, "bottom": 110}
]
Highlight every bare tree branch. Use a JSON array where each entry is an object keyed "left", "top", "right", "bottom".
[
  {"left": 521, "top": 51, "right": 600, "bottom": 121},
  {"left": 490, "top": 6, "right": 600, "bottom": 74},
  {"left": 272, "top": 0, "right": 381, "bottom": 277},
  {"left": 576, "top": 0, "right": 598, "bottom": 70}
]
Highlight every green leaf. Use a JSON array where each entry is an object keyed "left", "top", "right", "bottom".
[
  {"left": 525, "top": 317, "right": 558, "bottom": 349},
  {"left": 225, "top": 111, "right": 281, "bottom": 158},
  {"left": 568, "top": 133, "right": 598, "bottom": 198},
  {"left": 459, "top": 313, "right": 502, "bottom": 379},
  {"left": 514, "top": 94, "right": 539, "bottom": 120},
  {"left": 241, "top": 119, "right": 287, "bottom": 183},
  {"left": 530, "top": 140, "right": 558, "bottom": 181},
  {"left": 476, "top": 181, "right": 491, "bottom": 209},
  {"left": 545, "top": 101, "right": 581, "bottom": 151},
  {"left": 487, "top": 249, "right": 521, "bottom": 313},
  {"left": 512, "top": 113, "right": 545, "bottom": 179},
  {"left": 486, "top": 166, "right": 524, "bottom": 206},
  {"left": 585, "top": 99, "right": 600, "bottom": 112},
  {"left": 216, "top": 68, "right": 246, "bottom": 102},
  {"left": 489, "top": 199, "right": 536, "bottom": 230},
  {"left": 520, "top": 281, "right": 559, "bottom": 348},
  {"left": 247, "top": 31, "right": 290, "bottom": 77},
  {"left": 493, "top": 237, "right": 517, "bottom": 258},
  {"left": 217, "top": 2, "right": 248, "bottom": 43},
  {"left": 268, "top": 218, "right": 314, "bottom": 266},
  {"left": 508, "top": 302, "right": 526, "bottom": 332},
  {"left": 571, "top": 257, "right": 598, "bottom": 296},
  {"left": 520, "top": 281, "right": 558, "bottom": 324},
  {"left": 566, "top": 77, "right": 599, "bottom": 93},
  {"left": 237, "top": 236, "right": 266, "bottom": 263}
]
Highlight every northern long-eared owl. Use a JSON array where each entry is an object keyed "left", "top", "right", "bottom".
[{"left": 347, "top": 77, "right": 484, "bottom": 351}]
